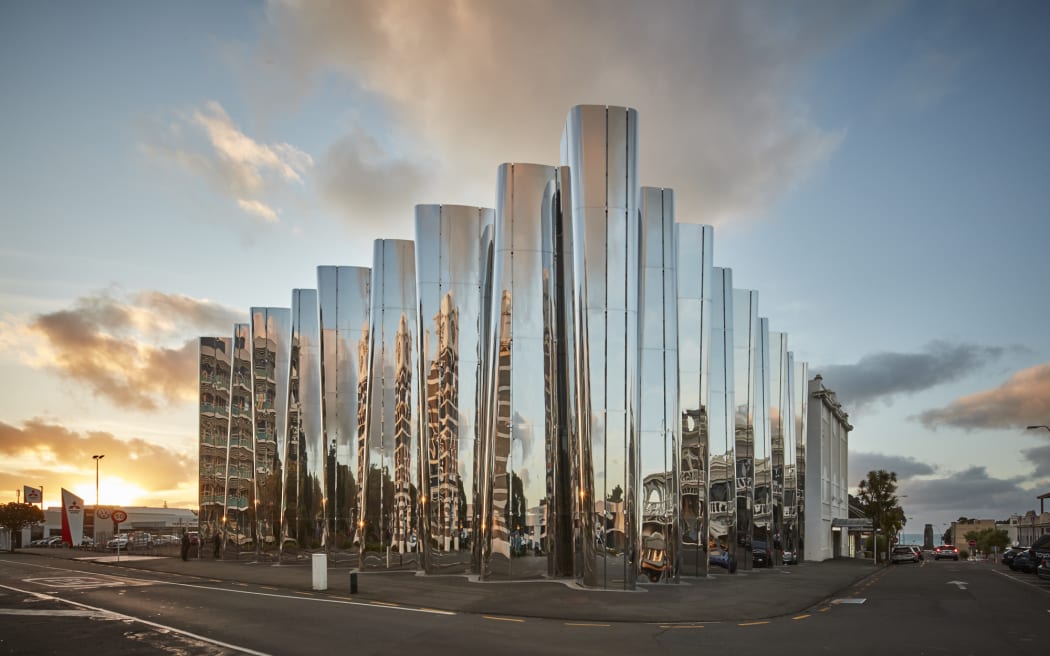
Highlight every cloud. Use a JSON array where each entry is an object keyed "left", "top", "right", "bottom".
[
  {"left": 898, "top": 466, "right": 1036, "bottom": 522},
  {"left": 143, "top": 100, "right": 311, "bottom": 223},
  {"left": 849, "top": 451, "right": 936, "bottom": 484},
  {"left": 1022, "top": 444, "right": 1050, "bottom": 479},
  {"left": 255, "top": 0, "right": 888, "bottom": 227},
  {"left": 815, "top": 341, "right": 1009, "bottom": 410},
  {"left": 4, "top": 290, "right": 244, "bottom": 411},
  {"left": 0, "top": 419, "right": 196, "bottom": 506},
  {"left": 917, "top": 362, "right": 1050, "bottom": 431}
]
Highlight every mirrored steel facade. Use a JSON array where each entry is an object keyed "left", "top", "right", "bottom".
[
  {"left": 363, "top": 239, "right": 421, "bottom": 569},
  {"left": 287, "top": 289, "right": 326, "bottom": 551},
  {"left": 708, "top": 268, "right": 736, "bottom": 572},
  {"left": 561, "top": 105, "right": 640, "bottom": 590},
  {"left": 639, "top": 187, "right": 679, "bottom": 583},
  {"left": 199, "top": 337, "right": 232, "bottom": 540},
  {"left": 193, "top": 103, "right": 842, "bottom": 584},
  {"left": 732, "top": 289, "right": 758, "bottom": 569},
  {"left": 478, "top": 165, "right": 559, "bottom": 580},
  {"left": 415, "top": 204, "right": 494, "bottom": 575},
  {"left": 318, "top": 266, "right": 371, "bottom": 560},
  {"left": 225, "top": 323, "right": 254, "bottom": 548},
  {"left": 250, "top": 307, "right": 291, "bottom": 553}
]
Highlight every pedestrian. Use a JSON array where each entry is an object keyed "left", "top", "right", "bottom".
[
  {"left": 213, "top": 532, "right": 221, "bottom": 559},
  {"left": 180, "top": 529, "right": 189, "bottom": 561}
]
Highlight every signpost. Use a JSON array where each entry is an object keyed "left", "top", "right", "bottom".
[{"left": 111, "top": 510, "right": 127, "bottom": 561}]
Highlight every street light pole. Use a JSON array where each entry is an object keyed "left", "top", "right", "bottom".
[{"left": 92, "top": 454, "right": 104, "bottom": 543}]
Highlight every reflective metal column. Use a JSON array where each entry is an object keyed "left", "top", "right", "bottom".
[
  {"left": 561, "top": 105, "right": 640, "bottom": 589},
  {"left": 199, "top": 337, "right": 232, "bottom": 542},
  {"left": 674, "top": 223, "right": 713, "bottom": 578},
  {"left": 363, "top": 239, "right": 421, "bottom": 569},
  {"left": 287, "top": 289, "right": 325, "bottom": 552},
  {"left": 731, "top": 289, "right": 758, "bottom": 570},
  {"left": 708, "top": 268, "right": 736, "bottom": 573},
  {"left": 318, "top": 266, "right": 371, "bottom": 561},
  {"left": 783, "top": 349, "right": 798, "bottom": 563},
  {"left": 769, "top": 330, "right": 788, "bottom": 566},
  {"left": 225, "top": 323, "right": 254, "bottom": 549},
  {"left": 416, "top": 204, "right": 494, "bottom": 575},
  {"left": 752, "top": 318, "right": 772, "bottom": 567},
  {"left": 792, "top": 358, "right": 809, "bottom": 560},
  {"left": 480, "top": 165, "right": 559, "bottom": 580},
  {"left": 639, "top": 187, "right": 679, "bottom": 583},
  {"left": 250, "top": 307, "right": 291, "bottom": 555}
]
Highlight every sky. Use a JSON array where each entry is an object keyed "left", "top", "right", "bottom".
[{"left": 1, "top": 0, "right": 1048, "bottom": 535}]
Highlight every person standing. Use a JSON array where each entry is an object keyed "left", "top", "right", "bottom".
[
  {"left": 213, "top": 532, "right": 221, "bottom": 559},
  {"left": 180, "top": 529, "right": 189, "bottom": 561}
]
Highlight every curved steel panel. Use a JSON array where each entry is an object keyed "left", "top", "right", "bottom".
[
  {"left": 782, "top": 347, "right": 797, "bottom": 563},
  {"left": 415, "top": 203, "right": 494, "bottom": 574},
  {"left": 674, "top": 223, "right": 713, "bottom": 578},
  {"left": 561, "top": 104, "right": 640, "bottom": 590},
  {"left": 199, "top": 337, "right": 232, "bottom": 544},
  {"left": 480, "top": 164, "right": 559, "bottom": 580},
  {"left": 792, "top": 358, "right": 809, "bottom": 560},
  {"left": 224, "top": 323, "right": 254, "bottom": 551},
  {"left": 318, "top": 265, "right": 371, "bottom": 562},
  {"left": 287, "top": 289, "right": 326, "bottom": 552},
  {"left": 363, "top": 239, "right": 421, "bottom": 569},
  {"left": 639, "top": 187, "right": 679, "bottom": 584},
  {"left": 767, "top": 330, "right": 788, "bottom": 565},
  {"left": 753, "top": 318, "right": 772, "bottom": 566},
  {"left": 731, "top": 290, "right": 758, "bottom": 569},
  {"left": 250, "top": 307, "right": 291, "bottom": 556},
  {"left": 708, "top": 268, "right": 736, "bottom": 573}
]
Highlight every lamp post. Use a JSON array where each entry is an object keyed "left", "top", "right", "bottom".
[{"left": 92, "top": 454, "right": 104, "bottom": 543}]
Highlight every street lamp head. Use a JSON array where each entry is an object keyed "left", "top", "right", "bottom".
[
  {"left": 1026, "top": 425, "right": 1050, "bottom": 431},
  {"left": 93, "top": 454, "right": 105, "bottom": 460}
]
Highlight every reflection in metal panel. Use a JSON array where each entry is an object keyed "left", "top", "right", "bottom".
[
  {"left": 792, "top": 358, "right": 809, "bottom": 560},
  {"left": 769, "top": 331, "right": 788, "bottom": 566},
  {"left": 250, "top": 307, "right": 291, "bottom": 555},
  {"left": 287, "top": 289, "right": 325, "bottom": 552},
  {"left": 675, "top": 223, "right": 713, "bottom": 578},
  {"left": 199, "top": 337, "right": 232, "bottom": 542},
  {"left": 708, "top": 268, "right": 736, "bottom": 573},
  {"left": 561, "top": 105, "right": 640, "bottom": 590},
  {"left": 784, "top": 349, "right": 798, "bottom": 562},
  {"left": 732, "top": 289, "right": 757, "bottom": 570},
  {"left": 318, "top": 266, "right": 370, "bottom": 560},
  {"left": 363, "top": 239, "right": 421, "bottom": 569},
  {"left": 480, "top": 165, "right": 558, "bottom": 580},
  {"left": 225, "top": 324, "right": 254, "bottom": 549},
  {"left": 552, "top": 165, "right": 576, "bottom": 579},
  {"left": 752, "top": 318, "right": 771, "bottom": 566},
  {"left": 639, "top": 187, "right": 679, "bottom": 584},
  {"left": 416, "top": 204, "right": 494, "bottom": 574}
]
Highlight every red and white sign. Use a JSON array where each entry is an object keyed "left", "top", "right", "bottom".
[
  {"left": 60, "top": 488, "right": 86, "bottom": 547},
  {"left": 968, "top": 539, "right": 977, "bottom": 548},
  {"left": 111, "top": 510, "right": 128, "bottom": 524},
  {"left": 23, "top": 486, "right": 42, "bottom": 504},
  {"left": 95, "top": 508, "right": 111, "bottom": 520}
]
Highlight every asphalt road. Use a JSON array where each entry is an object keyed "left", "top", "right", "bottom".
[{"left": 1, "top": 556, "right": 1047, "bottom": 655}]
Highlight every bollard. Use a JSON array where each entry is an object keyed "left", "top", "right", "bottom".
[
  {"left": 312, "top": 553, "right": 328, "bottom": 591},
  {"left": 350, "top": 572, "right": 358, "bottom": 594}
]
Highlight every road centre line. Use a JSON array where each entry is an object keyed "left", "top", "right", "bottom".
[
  {"left": 484, "top": 615, "right": 525, "bottom": 622},
  {"left": 659, "top": 624, "right": 704, "bottom": 629},
  {"left": 0, "top": 608, "right": 117, "bottom": 618},
  {"left": 0, "top": 582, "right": 271, "bottom": 656},
  {"left": 565, "top": 622, "right": 609, "bottom": 627},
  {"left": 738, "top": 621, "right": 769, "bottom": 626},
  {"left": 792, "top": 614, "right": 810, "bottom": 620}
]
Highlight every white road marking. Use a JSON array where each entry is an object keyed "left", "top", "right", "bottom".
[
  {"left": 0, "top": 582, "right": 270, "bottom": 656},
  {"left": 830, "top": 598, "right": 866, "bottom": 604},
  {"left": 991, "top": 568, "right": 1050, "bottom": 595},
  {"left": 946, "top": 580, "right": 968, "bottom": 590},
  {"left": 0, "top": 609, "right": 116, "bottom": 618},
  {"left": 24, "top": 576, "right": 154, "bottom": 590}
]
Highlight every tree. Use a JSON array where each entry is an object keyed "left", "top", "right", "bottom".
[
  {"left": 856, "top": 470, "right": 903, "bottom": 563},
  {"left": 0, "top": 503, "right": 44, "bottom": 551},
  {"left": 963, "top": 528, "right": 1010, "bottom": 555}
]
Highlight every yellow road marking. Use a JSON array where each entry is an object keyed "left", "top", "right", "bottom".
[
  {"left": 261, "top": 586, "right": 278, "bottom": 591},
  {"left": 738, "top": 621, "right": 769, "bottom": 627},
  {"left": 818, "top": 606, "right": 831, "bottom": 612},
  {"left": 371, "top": 601, "right": 400, "bottom": 607},
  {"left": 484, "top": 615, "right": 524, "bottom": 623},
  {"left": 294, "top": 591, "right": 314, "bottom": 596},
  {"left": 792, "top": 614, "right": 811, "bottom": 620},
  {"left": 565, "top": 622, "right": 610, "bottom": 628}
]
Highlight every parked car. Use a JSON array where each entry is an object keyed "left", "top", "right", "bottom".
[
  {"left": 1037, "top": 557, "right": 1050, "bottom": 581},
  {"left": 1002, "top": 546, "right": 1027, "bottom": 566},
  {"left": 1010, "top": 550, "right": 1039, "bottom": 574},
  {"left": 709, "top": 548, "right": 737, "bottom": 572},
  {"left": 29, "top": 538, "right": 50, "bottom": 547},
  {"left": 46, "top": 536, "right": 65, "bottom": 547},
  {"left": 783, "top": 550, "right": 799, "bottom": 565},
  {"left": 106, "top": 535, "right": 129, "bottom": 550},
  {"left": 909, "top": 545, "right": 924, "bottom": 561},
  {"left": 752, "top": 540, "right": 772, "bottom": 568},
  {"left": 934, "top": 545, "right": 960, "bottom": 561},
  {"left": 154, "top": 534, "right": 179, "bottom": 546},
  {"left": 1030, "top": 534, "right": 1050, "bottom": 563},
  {"left": 892, "top": 546, "right": 920, "bottom": 564}
]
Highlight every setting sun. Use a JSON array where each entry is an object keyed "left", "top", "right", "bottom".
[{"left": 72, "top": 477, "right": 148, "bottom": 509}]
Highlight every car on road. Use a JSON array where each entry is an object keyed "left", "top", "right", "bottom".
[
  {"left": 1002, "top": 546, "right": 1027, "bottom": 566},
  {"left": 892, "top": 546, "right": 920, "bottom": 564},
  {"left": 1037, "top": 557, "right": 1050, "bottom": 581},
  {"left": 1030, "top": 534, "right": 1050, "bottom": 563},
  {"left": 934, "top": 545, "right": 960, "bottom": 561},
  {"left": 106, "top": 535, "right": 129, "bottom": 550},
  {"left": 1010, "top": 550, "right": 1039, "bottom": 574},
  {"left": 752, "top": 540, "right": 772, "bottom": 568}
]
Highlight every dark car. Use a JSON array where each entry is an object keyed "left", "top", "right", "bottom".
[
  {"left": 752, "top": 540, "right": 772, "bottom": 568},
  {"left": 1037, "top": 556, "right": 1050, "bottom": 581},
  {"left": 1030, "top": 534, "right": 1050, "bottom": 563},
  {"left": 709, "top": 549, "right": 737, "bottom": 573},
  {"left": 1002, "top": 546, "right": 1027, "bottom": 566},
  {"left": 934, "top": 545, "right": 960, "bottom": 561},
  {"left": 1010, "top": 551, "right": 1039, "bottom": 574}
]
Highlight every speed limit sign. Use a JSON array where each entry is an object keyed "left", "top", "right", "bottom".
[{"left": 111, "top": 510, "right": 128, "bottom": 524}]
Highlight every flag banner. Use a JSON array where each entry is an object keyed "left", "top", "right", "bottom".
[
  {"left": 23, "top": 486, "right": 42, "bottom": 504},
  {"left": 60, "top": 488, "right": 85, "bottom": 547}
]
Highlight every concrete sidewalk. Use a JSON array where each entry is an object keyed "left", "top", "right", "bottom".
[{"left": 14, "top": 548, "right": 879, "bottom": 623}]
